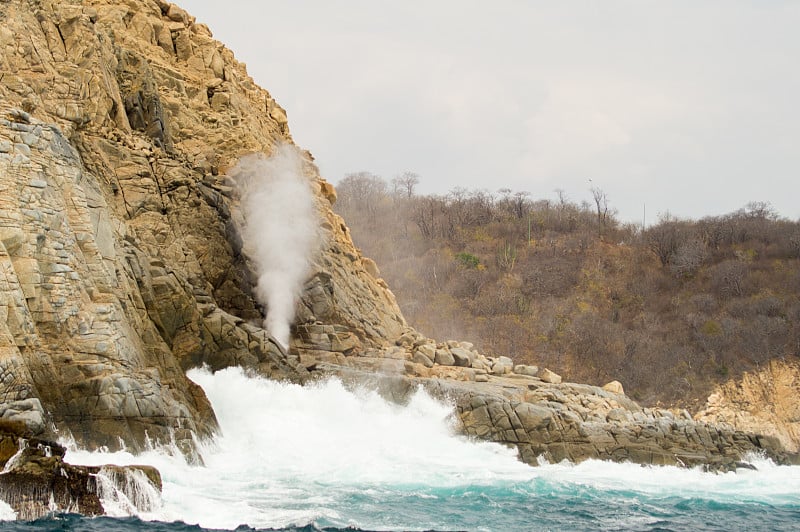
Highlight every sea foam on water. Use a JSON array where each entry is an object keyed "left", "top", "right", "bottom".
[{"left": 60, "top": 367, "right": 800, "bottom": 531}]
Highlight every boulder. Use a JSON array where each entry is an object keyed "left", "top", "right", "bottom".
[
  {"left": 490, "top": 356, "right": 513, "bottom": 375},
  {"left": 412, "top": 351, "right": 434, "bottom": 368},
  {"left": 603, "top": 380, "right": 625, "bottom": 395},
  {"left": 0, "top": 427, "right": 162, "bottom": 520},
  {"left": 538, "top": 368, "right": 562, "bottom": 384},
  {"left": 450, "top": 347, "right": 473, "bottom": 367},
  {"left": 471, "top": 357, "right": 490, "bottom": 371},
  {"left": 513, "top": 364, "right": 539, "bottom": 377},
  {"left": 434, "top": 349, "right": 456, "bottom": 367},
  {"left": 416, "top": 343, "right": 436, "bottom": 359}
]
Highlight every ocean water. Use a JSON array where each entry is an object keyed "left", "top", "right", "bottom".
[{"left": 1, "top": 367, "right": 798, "bottom": 531}]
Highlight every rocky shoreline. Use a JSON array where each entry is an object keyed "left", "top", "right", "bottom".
[
  {"left": 299, "top": 335, "right": 800, "bottom": 473},
  {"left": 0, "top": 421, "right": 161, "bottom": 520},
  {"left": 0, "top": 0, "right": 797, "bottom": 519}
]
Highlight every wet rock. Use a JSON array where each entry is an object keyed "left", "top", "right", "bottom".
[{"left": 0, "top": 426, "right": 162, "bottom": 520}]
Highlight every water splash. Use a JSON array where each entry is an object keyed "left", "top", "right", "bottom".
[
  {"left": 231, "top": 145, "right": 321, "bottom": 348},
  {"left": 93, "top": 466, "right": 163, "bottom": 517},
  {"left": 59, "top": 368, "right": 800, "bottom": 531},
  {"left": 0, "top": 499, "right": 15, "bottom": 521},
  {"left": 1, "top": 438, "right": 27, "bottom": 473}
]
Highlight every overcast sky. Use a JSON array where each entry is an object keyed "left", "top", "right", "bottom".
[{"left": 181, "top": 1, "right": 799, "bottom": 223}]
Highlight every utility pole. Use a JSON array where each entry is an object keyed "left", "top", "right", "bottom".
[{"left": 643, "top": 203, "right": 646, "bottom": 232}]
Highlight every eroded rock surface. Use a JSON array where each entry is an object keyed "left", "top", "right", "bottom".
[
  {"left": 306, "top": 340, "right": 800, "bottom": 472},
  {"left": 696, "top": 358, "right": 800, "bottom": 453},
  {"left": 0, "top": 0, "right": 405, "bottom": 456}
]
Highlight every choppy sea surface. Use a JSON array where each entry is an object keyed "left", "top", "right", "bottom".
[{"left": 1, "top": 367, "right": 798, "bottom": 531}]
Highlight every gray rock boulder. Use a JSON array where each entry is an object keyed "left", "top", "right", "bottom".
[
  {"left": 490, "top": 356, "right": 513, "bottom": 375},
  {"left": 513, "top": 364, "right": 539, "bottom": 377},
  {"left": 434, "top": 349, "right": 456, "bottom": 366},
  {"left": 450, "top": 347, "right": 474, "bottom": 367}
]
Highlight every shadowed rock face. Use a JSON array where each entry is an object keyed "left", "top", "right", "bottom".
[{"left": 0, "top": 423, "right": 162, "bottom": 520}]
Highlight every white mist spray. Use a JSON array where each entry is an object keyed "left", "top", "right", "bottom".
[{"left": 232, "top": 145, "right": 320, "bottom": 348}]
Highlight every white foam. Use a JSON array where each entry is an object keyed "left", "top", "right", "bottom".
[
  {"left": 0, "top": 500, "right": 16, "bottom": 521},
  {"left": 536, "top": 455, "right": 800, "bottom": 505},
  {"left": 63, "top": 367, "right": 800, "bottom": 530}
]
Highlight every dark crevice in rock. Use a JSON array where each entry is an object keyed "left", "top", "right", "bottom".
[{"left": 115, "top": 49, "right": 173, "bottom": 152}]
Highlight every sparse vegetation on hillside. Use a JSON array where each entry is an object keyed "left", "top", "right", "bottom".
[{"left": 334, "top": 173, "right": 800, "bottom": 409}]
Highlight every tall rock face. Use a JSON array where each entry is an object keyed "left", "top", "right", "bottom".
[
  {"left": 0, "top": 0, "right": 406, "bottom": 454},
  {"left": 696, "top": 358, "right": 800, "bottom": 453}
]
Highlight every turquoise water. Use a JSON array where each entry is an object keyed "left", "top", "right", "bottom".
[
  {"left": 3, "top": 368, "right": 797, "bottom": 531},
  {"left": 3, "top": 486, "right": 799, "bottom": 532}
]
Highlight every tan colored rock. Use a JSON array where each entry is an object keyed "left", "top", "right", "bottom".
[
  {"left": 319, "top": 180, "right": 337, "bottom": 205},
  {"left": 434, "top": 348, "right": 456, "bottom": 366},
  {"left": 0, "top": 0, "right": 405, "bottom": 456},
  {"left": 513, "top": 364, "right": 539, "bottom": 377},
  {"left": 361, "top": 257, "right": 380, "bottom": 278},
  {"left": 696, "top": 359, "right": 800, "bottom": 452},
  {"left": 450, "top": 347, "right": 474, "bottom": 367},
  {"left": 412, "top": 350, "right": 434, "bottom": 368},
  {"left": 166, "top": 4, "right": 189, "bottom": 24},
  {"left": 538, "top": 368, "right": 562, "bottom": 384},
  {"left": 490, "top": 356, "right": 513, "bottom": 375},
  {"left": 603, "top": 380, "right": 625, "bottom": 395},
  {"left": 1, "top": 0, "right": 793, "bottom": 480}
]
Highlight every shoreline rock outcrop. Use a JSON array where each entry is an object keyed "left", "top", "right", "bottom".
[
  {"left": 0, "top": 0, "right": 402, "bottom": 457},
  {"left": 301, "top": 339, "right": 800, "bottom": 472},
  {"left": 0, "top": 421, "right": 161, "bottom": 520}
]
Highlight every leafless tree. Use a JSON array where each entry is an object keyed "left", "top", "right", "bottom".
[
  {"left": 512, "top": 191, "right": 530, "bottom": 219},
  {"left": 591, "top": 185, "right": 610, "bottom": 236},
  {"left": 337, "top": 171, "right": 387, "bottom": 215},
  {"left": 391, "top": 171, "right": 420, "bottom": 199},
  {"left": 669, "top": 239, "right": 709, "bottom": 278},
  {"left": 646, "top": 213, "right": 682, "bottom": 266},
  {"left": 710, "top": 259, "right": 748, "bottom": 298}
]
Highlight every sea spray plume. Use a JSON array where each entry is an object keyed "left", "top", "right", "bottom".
[{"left": 232, "top": 145, "right": 321, "bottom": 348}]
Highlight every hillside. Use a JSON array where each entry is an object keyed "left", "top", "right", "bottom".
[{"left": 334, "top": 173, "right": 800, "bottom": 409}]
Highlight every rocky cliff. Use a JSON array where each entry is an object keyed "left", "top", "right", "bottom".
[
  {"left": 0, "top": 0, "right": 796, "bottom": 494},
  {"left": 696, "top": 358, "right": 800, "bottom": 453},
  {"left": 0, "top": 0, "right": 406, "bottom": 457}
]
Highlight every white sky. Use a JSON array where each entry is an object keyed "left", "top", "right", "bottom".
[{"left": 181, "top": 0, "right": 800, "bottom": 223}]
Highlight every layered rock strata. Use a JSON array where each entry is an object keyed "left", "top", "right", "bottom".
[{"left": 696, "top": 358, "right": 800, "bottom": 453}]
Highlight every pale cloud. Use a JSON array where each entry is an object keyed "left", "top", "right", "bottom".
[{"left": 181, "top": 0, "right": 800, "bottom": 222}]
